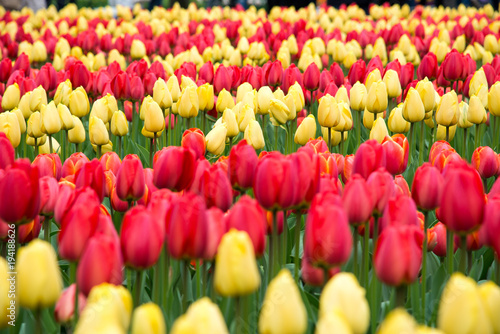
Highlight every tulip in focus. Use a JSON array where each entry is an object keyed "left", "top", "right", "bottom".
[{"left": 295, "top": 115, "right": 317, "bottom": 146}]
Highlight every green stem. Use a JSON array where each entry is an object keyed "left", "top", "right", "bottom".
[
  {"left": 322, "top": 266, "right": 329, "bottom": 287},
  {"left": 196, "top": 260, "right": 202, "bottom": 299},
  {"left": 475, "top": 124, "right": 479, "bottom": 149},
  {"left": 35, "top": 309, "right": 42, "bottom": 334},
  {"left": 127, "top": 267, "right": 133, "bottom": 292},
  {"left": 421, "top": 211, "right": 429, "bottom": 323},
  {"left": 447, "top": 230, "right": 454, "bottom": 276},
  {"left": 182, "top": 260, "right": 189, "bottom": 313},
  {"left": 328, "top": 127, "right": 332, "bottom": 153},
  {"left": 496, "top": 259, "right": 500, "bottom": 285},
  {"left": 294, "top": 213, "right": 302, "bottom": 282},
  {"left": 353, "top": 229, "right": 358, "bottom": 278},
  {"left": 419, "top": 121, "right": 425, "bottom": 166},
  {"left": 395, "top": 285, "right": 407, "bottom": 309},
  {"left": 282, "top": 215, "right": 288, "bottom": 267},
  {"left": 118, "top": 136, "right": 122, "bottom": 159},
  {"left": 202, "top": 261, "right": 208, "bottom": 297},
  {"left": 150, "top": 136, "right": 155, "bottom": 168},
  {"left": 462, "top": 128, "right": 467, "bottom": 159},
  {"left": 263, "top": 115, "right": 268, "bottom": 151},
  {"left": 409, "top": 123, "right": 415, "bottom": 165},
  {"left": 202, "top": 110, "right": 206, "bottom": 135},
  {"left": 272, "top": 210, "right": 279, "bottom": 277},
  {"left": 340, "top": 131, "right": 345, "bottom": 155},
  {"left": 229, "top": 137, "right": 234, "bottom": 153},
  {"left": 274, "top": 126, "right": 278, "bottom": 152},
  {"left": 35, "top": 137, "right": 39, "bottom": 156},
  {"left": 96, "top": 145, "right": 102, "bottom": 159},
  {"left": 70, "top": 262, "right": 79, "bottom": 327},
  {"left": 162, "top": 251, "right": 170, "bottom": 312},
  {"left": 43, "top": 218, "right": 51, "bottom": 242},
  {"left": 187, "top": 117, "right": 191, "bottom": 130},
  {"left": 362, "top": 221, "right": 370, "bottom": 288},
  {"left": 356, "top": 110, "right": 361, "bottom": 149},
  {"left": 62, "top": 130, "right": 67, "bottom": 162},
  {"left": 153, "top": 258, "right": 161, "bottom": 305},
  {"left": 48, "top": 134, "right": 53, "bottom": 153},
  {"left": 459, "top": 235, "right": 467, "bottom": 275},
  {"left": 75, "top": 143, "right": 79, "bottom": 153},
  {"left": 235, "top": 296, "right": 242, "bottom": 334},
  {"left": 134, "top": 270, "right": 144, "bottom": 307}
]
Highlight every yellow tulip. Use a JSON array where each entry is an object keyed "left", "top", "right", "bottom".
[
  {"left": 197, "top": 83, "right": 215, "bottom": 111},
  {"left": 257, "top": 86, "right": 274, "bottom": 115},
  {"left": 68, "top": 116, "right": 86, "bottom": 144},
  {"left": 343, "top": 52, "right": 357, "bottom": 69},
  {"left": 244, "top": 120, "right": 265, "bottom": 150},
  {"left": 206, "top": 124, "right": 227, "bottom": 156},
  {"left": 170, "top": 298, "right": 228, "bottom": 334},
  {"left": 416, "top": 326, "right": 445, "bottom": 334},
  {"left": 269, "top": 99, "right": 290, "bottom": 125},
  {"left": 153, "top": 78, "right": 173, "bottom": 109},
  {"left": 89, "top": 116, "right": 110, "bottom": 146},
  {"left": 41, "top": 101, "right": 62, "bottom": 135},
  {"left": 321, "top": 127, "right": 347, "bottom": 147},
  {"left": 57, "top": 104, "right": 75, "bottom": 131},
  {"left": 273, "top": 88, "right": 285, "bottom": 102},
  {"left": 111, "top": 110, "right": 129, "bottom": 137},
  {"left": 75, "top": 283, "right": 133, "bottom": 334},
  {"left": 295, "top": 114, "right": 317, "bottom": 145},
  {"left": 1, "top": 83, "right": 21, "bottom": 111},
  {"left": 222, "top": 108, "right": 239, "bottom": 138},
  {"left": 54, "top": 79, "right": 72, "bottom": 106},
  {"left": 27, "top": 111, "right": 44, "bottom": 139},
  {"left": 469, "top": 68, "right": 488, "bottom": 96},
  {"left": 32, "top": 40, "right": 48, "bottom": 62},
  {"left": 131, "top": 303, "right": 166, "bottom": 334},
  {"left": 18, "top": 92, "right": 32, "bottom": 119},
  {"left": 366, "top": 80, "right": 388, "bottom": 114},
  {"left": 236, "top": 104, "right": 255, "bottom": 132},
  {"left": 131, "top": 39, "right": 146, "bottom": 59},
  {"left": 319, "top": 273, "right": 370, "bottom": 334},
  {"left": 17, "top": 240, "right": 62, "bottom": 310},
  {"left": 0, "top": 112, "right": 20, "bottom": 148},
  {"left": 488, "top": 82, "right": 500, "bottom": 116},
  {"left": 370, "top": 117, "right": 389, "bottom": 143},
  {"left": 69, "top": 87, "right": 90, "bottom": 118},
  {"left": 458, "top": 101, "right": 473, "bottom": 129},
  {"left": 438, "top": 273, "right": 493, "bottom": 334},
  {"left": 11, "top": 108, "right": 26, "bottom": 134},
  {"left": 214, "top": 229, "right": 261, "bottom": 297},
  {"left": 402, "top": 88, "right": 425, "bottom": 123},
  {"left": 236, "top": 83, "right": 254, "bottom": 104},
  {"left": 289, "top": 82, "right": 305, "bottom": 111},
  {"left": 315, "top": 310, "right": 353, "bottom": 334},
  {"left": 388, "top": 106, "right": 410, "bottom": 133},
  {"left": 378, "top": 308, "right": 418, "bottom": 334},
  {"left": 484, "top": 34, "right": 499, "bottom": 54},
  {"left": 177, "top": 85, "right": 199, "bottom": 119},
  {"left": 141, "top": 97, "right": 165, "bottom": 133},
  {"left": 350, "top": 82, "right": 367, "bottom": 111},
  {"left": 335, "top": 86, "right": 350, "bottom": 107},
  {"left": 435, "top": 91, "right": 459, "bottom": 127},
  {"left": 318, "top": 94, "right": 340, "bottom": 128},
  {"left": 29, "top": 85, "right": 48, "bottom": 112},
  {"left": 180, "top": 75, "right": 197, "bottom": 90},
  {"left": 415, "top": 78, "right": 435, "bottom": 113},
  {"left": 0, "top": 257, "right": 15, "bottom": 329},
  {"left": 467, "top": 96, "right": 486, "bottom": 125},
  {"left": 365, "top": 69, "right": 382, "bottom": 93},
  {"left": 216, "top": 89, "right": 235, "bottom": 114},
  {"left": 435, "top": 124, "right": 457, "bottom": 141},
  {"left": 333, "top": 102, "right": 353, "bottom": 132},
  {"left": 363, "top": 108, "right": 384, "bottom": 130},
  {"left": 259, "top": 269, "right": 307, "bottom": 334},
  {"left": 478, "top": 281, "right": 500, "bottom": 333},
  {"left": 167, "top": 75, "right": 181, "bottom": 102}
]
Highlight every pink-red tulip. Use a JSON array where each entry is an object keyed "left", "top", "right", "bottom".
[
  {"left": 382, "top": 134, "right": 409, "bottom": 175},
  {"left": 100, "top": 151, "right": 121, "bottom": 174},
  {"left": 480, "top": 195, "right": 500, "bottom": 258},
  {"left": 343, "top": 174, "right": 373, "bottom": 224},
  {"left": 411, "top": 163, "right": 444, "bottom": 211},
  {"left": 380, "top": 194, "right": 419, "bottom": 231},
  {"left": 228, "top": 139, "right": 258, "bottom": 191},
  {"left": 62, "top": 152, "right": 89, "bottom": 178},
  {"left": 303, "top": 62, "right": 320, "bottom": 91},
  {"left": 352, "top": 140, "right": 386, "bottom": 179},
  {"left": 18, "top": 216, "right": 43, "bottom": 244},
  {"left": 32, "top": 153, "right": 62, "bottom": 180},
  {"left": 75, "top": 159, "right": 105, "bottom": 202},
  {"left": 394, "top": 175, "right": 411, "bottom": 197},
  {"left": 471, "top": 146, "right": 499, "bottom": 180},
  {"left": 301, "top": 257, "right": 340, "bottom": 287},
  {"left": 181, "top": 128, "right": 206, "bottom": 160},
  {"left": 202, "top": 207, "right": 226, "bottom": 260},
  {"left": 153, "top": 147, "right": 197, "bottom": 192},
  {"left": 39, "top": 176, "right": 59, "bottom": 216},
  {"left": 366, "top": 168, "right": 396, "bottom": 215},
  {"left": 0, "top": 132, "right": 14, "bottom": 170},
  {"left": 54, "top": 284, "right": 87, "bottom": 323},
  {"left": 201, "top": 164, "right": 233, "bottom": 212},
  {"left": 116, "top": 154, "right": 145, "bottom": 202}
]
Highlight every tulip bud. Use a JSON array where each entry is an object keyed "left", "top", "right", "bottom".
[
  {"left": 131, "top": 39, "right": 146, "bottom": 59},
  {"left": 17, "top": 240, "right": 63, "bottom": 309},
  {"left": 438, "top": 273, "right": 493, "bottom": 334},
  {"left": 54, "top": 284, "right": 87, "bottom": 324},
  {"left": 471, "top": 146, "right": 499, "bottom": 180},
  {"left": 216, "top": 89, "right": 235, "bottom": 114},
  {"left": 131, "top": 303, "right": 167, "bottom": 334},
  {"left": 269, "top": 99, "right": 290, "bottom": 125},
  {"left": 436, "top": 91, "right": 459, "bottom": 127},
  {"left": 206, "top": 124, "right": 227, "bottom": 156},
  {"left": 411, "top": 163, "right": 444, "bottom": 211},
  {"left": 468, "top": 96, "right": 486, "bottom": 125},
  {"left": 236, "top": 104, "right": 255, "bottom": 133},
  {"left": 415, "top": 78, "right": 435, "bottom": 113},
  {"left": 170, "top": 298, "right": 228, "bottom": 334},
  {"left": 57, "top": 104, "right": 75, "bottom": 131},
  {"left": 153, "top": 147, "right": 196, "bottom": 192},
  {"left": 378, "top": 308, "right": 418, "bottom": 334},
  {"left": 319, "top": 273, "right": 370, "bottom": 334},
  {"left": 68, "top": 116, "right": 86, "bottom": 144},
  {"left": 214, "top": 229, "right": 261, "bottom": 296},
  {"left": 388, "top": 106, "right": 410, "bottom": 133},
  {"left": 383, "top": 69, "right": 402, "bottom": 99},
  {"left": 89, "top": 116, "right": 109, "bottom": 146},
  {"left": 478, "top": 281, "right": 500, "bottom": 333},
  {"left": 295, "top": 114, "right": 317, "bottom": 146},
  {"left": 366, "top": 80, "right": 388, "bottom": 114},
  {"left": 318, "top": 94, "right": 340, "bottom": 128},
  {"left": 1, "top": 83, "right": 20, "bottom": 111},
  {"left": 153, "top": 78, "right": 173, "bottom": 109},
  {"left": 220, "top": 108, "right": 238, "bottom": 138},
  {"left": 18, "top": 92, "right": 32, "bottom": 120},
  {"left": 244, "top": 120, "right": 265, "bottom": 150},
  {"left": 111, "top": 110, "right": 129, "bottom": 137},
  {"left": 167, "top": 75, "right": 181, "bottom": 102},
  {"left": 54, "top": 80, "right": 72, "bottom": 106},
  {"left": 181, "top": 128, "right": 206, "bottom": 160},
  {"left": 177, "top": 85, "right": 199, "bottom": 119},
  {"left": 257, "top": 86, "right": 273, "bottom": 115},
  {"left": 142, "top": 97, "right": 166, "bottom": 134},
  {"left": 259, "top": 269, "right": 307, "bottom": 334},
  {"left": 197, "top": 83, "right": 215, "bottom": 112},
  {"left": 350, "top": 82, "right": 367, "bottom": 111},
  {"left": 0, "top": 112, "right": 21, "bottom": 148},
  {"left": 69, "top": 87, "right": 90, "bottom": 118},
  {"left": 40, "top": 102, "right": 62, "bottom": 135},
  {"left": 369, "top": 117, "right": 389, "bottom": 143},
  {"left": 402, "top": 88, "right": 425, "bottom": 123},
  {"left": 30, "top": 86, "right": 48, "bottom": 113},
  {"left": 289, "top": 82, "right": 305, "bottom": 111},
  {"left": 488, "top": 82, "right": 500, "bottom": 116}
]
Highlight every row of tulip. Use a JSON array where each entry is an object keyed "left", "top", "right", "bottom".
[{"left": 1, "top": 2, "right": 500, "bottom": 334}]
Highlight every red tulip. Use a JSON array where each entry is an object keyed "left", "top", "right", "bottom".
[
  {"left": 35, "top": 63, "right": 57, "bottom": 92},
  {"left": 0, "top": 159, "right": 40, "bottom": 224},
  {"left": 480, "top": 195, "right": 500, "bottom": 258},
  {"left": 303, "top": 62, "right": 320, "bottom": 91},
  {"left": 77, "top": 231, "right": 124, "bottom": 296},
  {"left": 341, "top": 154, "right": 354, "bottom": 184},
  {"left": 202, "top": 207, "right": 226, "bottom": 260},
  {"left": 380, "top": 194, "right": 418, "bottom": 231},
  {"left": 62, "top": 153, "right": 89, "bottom": 178},
  {"left": 348, "top": 59, "right": 366, "bottom": 85},
  {"left": 305, "top": 138, "right": 329, "bottom": 154},
  {"left": 181, "top": 128, "right": 206, "bottom": 160},
  {"left": 18, "top": 216, "right": 43, "bottom": 244},
  {"left": 329, "top": 63, "right": 344, "bottom": 87},
  {"left": 12, "top": 53, "right": 30, "bottom": 77},
  {"left": 129, "top": 75, "right": 144, "bottom": 101},
  {"left": 471, "top": 146, "right": 499, "bottom": 180},
  {"left": 374, "top": 225, "right": 423, "bottom": 286},
  {"left": 58, "top": 188, "right": 100, "bottom": 261},
  {"left": 0, "top": 58, "right": 12, "bottom": 83},
  {"left": 319, "top": 70, "right": 333, "bottom": 93},
  {"left": 54, "top": 284, "right": 87, "bottom": 323},
  {"left": 440, "top": 162, "right": 485, "bottom": 234},
  {"left": 75, "top": 159, "right": 105, "bottom": 202},
  {"left": 289, "top": 151, "right": 320, "bottom": 208},
  {"left": 166, "top": 192, "right": 207, "bottom": 259},
  {"left": 32, "top": 153, "right": 62, "bottom": 180},
  {"left": 382, "top": 134, "right": 409, "bottom": 175},
  {"left": 400, "top": 63, "right": 414, "bottom": 93},
  {"left": 352, "top": 140, "right": 386, "bottom": 179},
  {"left": 201, "top": 164, "right": 233, "bottom": 212},
  {"left": 254, "top": 152, "right": 297, "bottom": 211},
  {"left": 411, "top": 163, "right": 444, "bottom": 211},
  {"left": 188, "top": 158, "right": 210, "bottom": 194},
  {"left": 153, "top": 147, "right": 197, "bottom": 192},
  {"left": 110, "top": 71, "right": 131, "bottom": 100},
  {"left": 343, "top": 174, "right": 373, "bottom": 224},
  {"left": 116, "top": 154, "right": 145, "bottom": 202},
  {"left": 429, "top": 140, "right": 454, "bottom": 163},
  {"left": 228, "top": 139, "right": 258, "bottom": 191},
  {"left": 110, "top": 186, "right": 130, "bottom": 212},
  {"left": 366, "top": 168, "right": 396, "bottom": 215},
  {"left": 199, "top": 61, "right": 214, "bottom": 84},
  {"left": 265, "top": 60, "right": 283, "bottom": 87},
  {"left": 318, "top": 152, "right": 338, "bottom": 178},
  {"left": 120, "top": 205, "right": 163, "bottom": 269},
  {"left": 225, "top": 195, "right": 267, "bottom": 257},
  {"left": 39, "top": 176, "right": 59, "bottom": 216},
  {"left": 394, "top": 175, "right": 411, "bottom": 197},
  {"left": 214, "top": 65, "right": 232, "bottom": 95},
  {"left": 442, "top": 50, "right": 466, "bottom": 82},
  {"left": 281, "top": 64, "right": 303, "bottom": 93},
  {"left": 301, "top": 257, "right": 340, "bottom": 287},
  {"left": 69, "top": 61, "right": 90, "bottom": 90},
  {"left": 304, "top": 193, "right": 352, "bottom": 267},
  {"left": 0, "top": 133, "right": 14, "bottom": 170},
  {"left": 417, "top": 53, "right": 438, "bottom": 81},
  {"left": 430, "top": 222, "right": 448, "bottom": 257}
]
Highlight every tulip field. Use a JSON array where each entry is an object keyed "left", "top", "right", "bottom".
[{"left": 2, "top": 1, "right": 500, "bottom": 333}]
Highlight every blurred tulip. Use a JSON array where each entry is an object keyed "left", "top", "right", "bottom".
[
  {"left": 75, "top": 159, "right": 105, "bottom": 202},
  {"left": 0, "top": 112, "right": 21, "bottom": 148},
  {"left": 54, "top": 284, "right": 86, "bottom": 324},
  {"left": 352, "top": 139, "right": 386, "bottom": 179},
  {"left": 1, "top": 83, "right": 20, "bottom": 111},
  {"left": 295, "top": 115, "right": 317, "bottom": 146},
  {"left": 153, "top": 147, "right": 196, "bottom": 192},
  {"left": 228, "top": 139, "right": 258, "bottom": 191},
  {"left": 170, "top": 298, "right": 228, "bottom": 334},
  {"left": 471, "top": 146, "right": 499, "bottom": 180},
  {"left": 68, "top": 87, "right": 90, "bottom": 118},
  {"left": 411, "top": 163, "right": 444, "bottom": 211},
  {"left": 0, "top": 133, "right": 15, "bottom": 170},
  {"left": 131, "top": 303, "right": 166, "bottom": 334},
  {"left": 205, "top": 124, "right": 227, "bottom": 156},
  {"left": 436, "top": 91, "right": 459, "bottom": 128},
  {"left": 343, "top": 174, "right": 374, "bottom": 224},
  {"left": 378, "top": 308, "right": 418, "bottom": 334},
  {"left": 111, "top": 111, "right": 129, "bottom": 137},
  {"left": 116, "top": 155, "right": 145, "bottom": 202}
]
